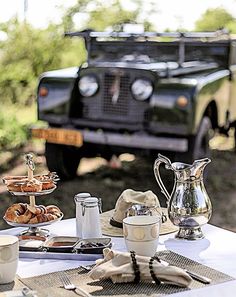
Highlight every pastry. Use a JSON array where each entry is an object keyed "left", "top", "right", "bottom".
[
  {"left": 4, "top": 203, "right": 62, "bottom": 224},
  {"left": 7, "top": 178, "right": 43, "bottom": 192}
]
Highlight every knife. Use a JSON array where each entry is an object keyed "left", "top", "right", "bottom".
[
  {"left": 160, "top": 259, "right": 211, "bottom": 284},
  {"left": 184, "top": 269, "right": 211, "bottom": 284}
]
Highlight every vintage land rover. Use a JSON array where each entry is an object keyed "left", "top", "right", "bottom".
[{"left": 32, "top": 29, "right": 236, "bottom": 179}]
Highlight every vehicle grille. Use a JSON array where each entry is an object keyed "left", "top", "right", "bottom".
[
  {"left": 103, "top": 74, "right": 129, "bottom": 116},
  {"left": 81, "top": 69, "right": 149, "bottom": 125}
]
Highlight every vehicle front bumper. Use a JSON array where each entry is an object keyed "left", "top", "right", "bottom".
[
  {"left": 31, "top": 127, "right": 188, "bottom": 152},
  {"left": 82, "top": 130, "right": 188, "bottom": 152}
]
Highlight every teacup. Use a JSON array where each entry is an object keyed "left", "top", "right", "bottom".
[
  {"left": 0, "top": 235, "right": 19, "bottom": 284},
  {"left": 123, "top": 215, "right": 161, "bottom": 257}
]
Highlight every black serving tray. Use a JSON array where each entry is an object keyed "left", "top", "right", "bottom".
[{"left": 73, "top": 237, "right": 112, "bottom": 254}]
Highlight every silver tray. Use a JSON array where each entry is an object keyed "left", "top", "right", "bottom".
[
  {"left": 19, "top": 250, "right": 102, "bottom": 261},
  {"left": 42, "top": 236, "right": 79, "bottom": 252},
  {"left": 8, "top": 185, "right": 57, "bottom": 196},
  {"left": 3, "top": 213, "right": 63, "bottom": 227}
]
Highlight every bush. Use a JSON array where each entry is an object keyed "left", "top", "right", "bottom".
[{"left": 0, "top": 110, "right": 29, "bottom": 150}]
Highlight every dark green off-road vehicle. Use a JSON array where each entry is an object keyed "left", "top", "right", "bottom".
[{"left": 32, "top": 29, "right": 236, "bottom": 179}]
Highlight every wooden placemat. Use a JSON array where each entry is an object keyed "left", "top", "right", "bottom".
[{"left": 19, "top": 250, "right": 235, "bottom": 297}]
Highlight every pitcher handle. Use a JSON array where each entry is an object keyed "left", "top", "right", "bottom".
[{"left": 153, "top": 154, "right": 172, "bottom": 205}]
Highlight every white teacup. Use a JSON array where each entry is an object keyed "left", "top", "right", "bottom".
[
  {"left": 0, "top": 235, "right": 19, "bottom": 284},
  {"left": 123, "top": 215, "right": 161, "bottom": 257}
]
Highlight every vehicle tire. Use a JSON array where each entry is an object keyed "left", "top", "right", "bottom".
[
  {"left": 177, "top": 116, "right": 212, "bottom": 163},
  {"left": 45, "top": 143, "right": 81, "bottom": 180}
]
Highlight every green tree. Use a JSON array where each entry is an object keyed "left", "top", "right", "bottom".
[
  {"left": 195, "top": 8, "right": 234, "bottom": 31},
  {"left": 62, "top": 0, "right": 153, "bottom": 32},
  {"left": 0, "top": 19, "right": 80, "bottom": 105},
  {"left": 226, "top": 21, "right": 236, "bottom": 33}
]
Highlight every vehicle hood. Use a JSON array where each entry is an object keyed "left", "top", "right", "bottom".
[
  {"left": 88, "top": 61, "right": 177, "bottom": 72},
  {"left": 39, "top": 67, "right": 79, "bottom": 79}
]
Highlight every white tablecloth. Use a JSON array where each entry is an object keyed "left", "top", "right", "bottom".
[{"left": 1, "top": 219, "right": 236, "bottom": 297}]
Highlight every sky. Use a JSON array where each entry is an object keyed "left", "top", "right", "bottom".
[{"left": 0, "top": 0, "right": 236, "bottom": 31}]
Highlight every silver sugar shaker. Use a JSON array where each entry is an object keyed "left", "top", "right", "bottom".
[
  {"left": 74, "top": 192, "right": 91, "bottom": 237},
  {"left": 82, "top": 197, "right": 102, "bottom": 239}
]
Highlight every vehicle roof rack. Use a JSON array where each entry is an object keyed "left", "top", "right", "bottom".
[{"left": 64, "top": 28, "right": 230, "bottom": 40}]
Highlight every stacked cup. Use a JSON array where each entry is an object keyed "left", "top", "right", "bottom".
[{"left": 0, "top": 235, "right": 19, "bottom": 284}]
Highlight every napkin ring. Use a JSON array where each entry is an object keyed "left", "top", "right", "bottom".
[
  {"left": 130, "top": 251, "right": 140, "bottom": 283},
  {"left": 149, "top": 256, "right": 161, "bottom": 285}
]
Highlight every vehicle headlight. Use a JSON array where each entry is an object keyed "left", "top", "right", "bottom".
[
  {"left": 78, "top": 75, "right": 98, "bottom": 97},
  {"left": 131, "top": 78, "right": 153, "bottom": 101}
]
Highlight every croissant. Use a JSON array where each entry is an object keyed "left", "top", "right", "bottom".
[
  {"left": 27, "top": 205, "right": 47, "bottom": 215},
  {"left": 4, "top": 203, "right": 62, "bottom": 224},
  {"left": 4, "top": 203, "right": 27, "bottom": 222}
]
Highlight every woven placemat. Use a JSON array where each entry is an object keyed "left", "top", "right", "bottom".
[{"left": 20, "top": 250, "right": 235, "bottom": 297}]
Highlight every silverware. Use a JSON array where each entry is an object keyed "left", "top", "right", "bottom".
[
  {"left": 59, "top": 272, "right": 92, "bottom": 297},
  {"left": 80, "top": 265, "right": 93, "bottom": 272},
  {"left": 184, "top": 269, "right": 211, "bottom": 284},
  {"left": 22, "top": 287, "right": 38, "bottom": 297},
  {"left": 160, "top": 259, "right": 211, "bottom": 284}
]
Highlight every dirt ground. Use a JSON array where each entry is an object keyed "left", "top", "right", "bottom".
[{"left": 0, "top": 135, "right": 236, "bottom": 232}]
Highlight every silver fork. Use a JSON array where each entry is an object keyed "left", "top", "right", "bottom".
[{"left": 59, "top": 272, "right": 92, "bottom": 297}]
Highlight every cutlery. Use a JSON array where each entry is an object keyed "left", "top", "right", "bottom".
[
  {"left": 22, "top": 287, "right": 38, "bottom": 297},
  {"left": 59, "top": 272, "right": 92, "bottom": 297},
  {"left": 80, "top": 264, "right": 93, "bottom": 272},
  {"left": 160, "top": 259, "right": 211, "bottom": 284}
]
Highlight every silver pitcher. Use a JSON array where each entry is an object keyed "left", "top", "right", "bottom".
[{"left": 154, "top": 154, "right": 212, "bottom": 240}]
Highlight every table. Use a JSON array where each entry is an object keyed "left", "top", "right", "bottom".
[{"left": 1, "top": 219, "right": 236, "bottom": 297}]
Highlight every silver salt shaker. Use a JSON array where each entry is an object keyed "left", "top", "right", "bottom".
[
  {"left": 74, "top": 192, "right": 91, "bottom": 237},
  {"left": 82, "top": 197, "right": 102, "bottom": 239}
]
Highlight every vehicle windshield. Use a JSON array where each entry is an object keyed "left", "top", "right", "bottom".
[
  {"left": 88, "top": 39, "right": 226, "bottom": 68},
  {"left": 90, "top": 40, "right": 180, "bottom": 64}
]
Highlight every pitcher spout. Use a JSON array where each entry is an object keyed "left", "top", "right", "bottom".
[{"left": 191, "top": 158, "right": 211, "bottom": 179}]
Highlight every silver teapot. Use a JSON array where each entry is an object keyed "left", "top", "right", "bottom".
[{"left": 154, "top": 154, "right": 212, "bottom": 240}]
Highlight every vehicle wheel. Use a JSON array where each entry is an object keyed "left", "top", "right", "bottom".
[
  {"left": 45, "top": 143, "right": 81, "bottom": 180},
  {"left": 177, "top": 116, "right": 212, "bottom": 163}
]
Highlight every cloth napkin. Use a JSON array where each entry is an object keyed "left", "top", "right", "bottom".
[{"left": 89, "top": 248, "right": 192, "bottom": 287}]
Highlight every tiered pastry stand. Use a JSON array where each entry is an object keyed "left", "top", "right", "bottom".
[{"left": 3, "top": 154, "right": 62, "bottom": 237}]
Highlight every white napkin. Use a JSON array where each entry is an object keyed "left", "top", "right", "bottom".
[{"left": 89, "top": 248, "right": 192, "bottom": 287}]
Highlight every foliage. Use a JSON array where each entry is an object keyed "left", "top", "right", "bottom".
[
  {"left": 62, "top": 0, "right": 154, "bottom": 32},
  {"left": 226, "top": 21, "right": 236, "bottom": 34},
  {"left": 0, "top": 108, "right": 28, "bottom": 150},
  {"left": 0, "top": 1, "right": 236, "bottom": 153},
  {"left": 0, "top": 19, "right": 73, "bottom": 106},
  {"left": 0, "top": 0, "right": 152, "bottom": 108},
  {"left": 195, "top": 8, "right": 235, "bottom": 32}
]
